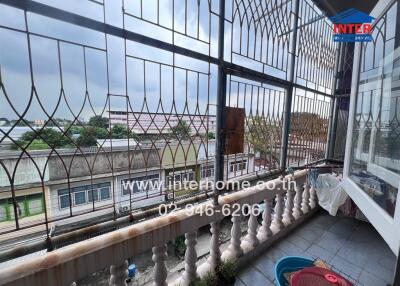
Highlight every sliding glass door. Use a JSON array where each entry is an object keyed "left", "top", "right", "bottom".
[{"left": 343, "top": 0, "right": 400, "bottom": 254}]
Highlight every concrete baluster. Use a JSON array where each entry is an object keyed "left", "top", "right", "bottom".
[
  {"left": 241, "top": 205, "right": 259, "bottom": 251},
  {"left": 293, "top": 185, "right": 304, "bottom": 219},
  {"left": 257, "top": 198, "right": 273, "bottom": 242},
  {"left": 109, "top": 260, "right": 128, "bottom": 286},
  {"left": 282, "top": 188, "right": 295, "bottom": 226},
  {"left": 152, "top": 245, "right": 168, "bottom": 286},
  {"left": 181, "top": 232, "right": 198, "bottom": 286},
  {"left": 222, "top": 213, "right": 243, "bottom": 261},
  {"left": 301, "top": 182, "right": 311, "bottom": 214},
  {"left": 309, "top": 185, "right": 317, "bottom": 209},
  {"left": 271, "top": 193, "right": 284, "bottom": 234}
]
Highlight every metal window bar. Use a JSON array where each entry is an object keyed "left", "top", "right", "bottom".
[
  {"left": 0, "top": 0, "right": 338, "bottom": 259},
  {"left": 226, "top": 76, "right": 285, "bottom": 177}
]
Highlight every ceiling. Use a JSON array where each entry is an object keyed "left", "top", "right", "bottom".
[{"left": 313, "top": 0, "right": 379, "bottom": 17}]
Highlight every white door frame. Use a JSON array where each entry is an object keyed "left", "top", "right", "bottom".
[{"left": 342, "top": 0, "right": 400, "bottom": 254}]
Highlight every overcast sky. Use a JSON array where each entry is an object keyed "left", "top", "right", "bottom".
[{"left": 0, "top": 0, "right": 334, "bottom": 128}]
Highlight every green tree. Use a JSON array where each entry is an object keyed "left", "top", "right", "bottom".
[
  {"left": 66, "top": 125, "right": 84, "bottom": 137},
  {"left": 247, "top": 116, "right": 278, "bottom": 158},
  {"left": 290, "top": 112, "right": 327, "bottom": 140},
  {"left": 88, "top": 115, "right": 109, "bottom": 129},
  {"left": 69, "top": 126, "right": 106, "bottom": 147},
  {"left": 76, "top": 127, "right": 98, "bottom": 147},
  {"left": 111, "top": 124, "right": 129, "bottom": 139},
  {"left": 24, "top": 140, "right": 51, "bottom": 150},
  {"left": 13, "top": 128, "right": 72, "bottom": 150},
  {"left": 65, "top": 125, "right": 107, "bottom": 139},
  {"left": 94, "top": 127, "right": 108, "bottom": 139},
  {"left": 111, "top": 124, "right": 138, "bottom": 140},
  {"left": 171, "top": 120, "right": 191, "bottom": 139},
  {"left": 10, "top": 120, "right": 31, "bottom": 127}
]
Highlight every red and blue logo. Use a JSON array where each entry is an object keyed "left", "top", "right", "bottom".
[{"left": 330, "top": 9, "right": 374, "bottom": 42}]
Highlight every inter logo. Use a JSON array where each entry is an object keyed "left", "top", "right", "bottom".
[{"left": 329, "top": 9, "right": 375, "bottom": 42}]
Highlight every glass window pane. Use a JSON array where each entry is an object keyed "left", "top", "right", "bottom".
[
  {"left": 349, "top": 3, "right": 400, "bottom": 217},
  {"left": 88, "top": 189, "right": 99, "bottom": 202},
  {"left": 100, "top": 187, "right": 111, "bottom": 200},
  {"left": 74, "top": 191, "right": 86, "bottom": 205},
  {"left": 59, "top": 195, "right": 70, "bottom": 209}
]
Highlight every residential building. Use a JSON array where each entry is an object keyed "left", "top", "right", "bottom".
[{"left": 108, "top": 111, "right": 216, "bottom": 135}]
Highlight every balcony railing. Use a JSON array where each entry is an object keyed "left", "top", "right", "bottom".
[
  {"left": 0, "top": 169, "right": 322, "bottom": 286},
  {"left": 0, "top": 0, "right": 338, "bottom": 241},
  {"left": 0, "top": 0, "right": 347, "bottom": 282}
]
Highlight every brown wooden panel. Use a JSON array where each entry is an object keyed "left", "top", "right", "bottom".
[{"left": 225, "top": 107, "right": 245, "bottom": 155}]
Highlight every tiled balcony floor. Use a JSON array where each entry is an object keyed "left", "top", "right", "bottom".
[{"left": 235, "top": 211, "right": 396, "bottom": 286}]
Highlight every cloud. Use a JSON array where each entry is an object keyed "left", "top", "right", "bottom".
[{"left": 0, "top": 0, "right": 219, "bottom": 122}]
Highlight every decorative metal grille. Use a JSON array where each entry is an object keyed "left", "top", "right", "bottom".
[
  {"left": 226, "top": 76, "right": 285, "bottom": 177},
  {"left": 225, "top": 0, "right": 292, "bottom": 77},
  {"left": 287, "top": 88, "right": 331, "bottom": 167},
  {"left": 349, "top": 1, "right": 399, "bottom": 217},
  {"left": 0, "top": 0, "right": 218, "bottom": 240},
  {"left": 354, "top": 0, "right": 400, "bottom": 166},
  {"left": 295, "top": 0, "right": 336, "bottom": 93},
  {"left": 0, "top": 0, "right": 337, "bottom": 246}
]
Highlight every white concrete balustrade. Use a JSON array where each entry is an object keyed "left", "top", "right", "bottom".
[
  {"left": 109, "top": 261, "right": 129, "bottom": 286},
  {"left": 270, "top": 192, "right": 285, "bottom": 233},
  {"left": 180, "top": 232, "right": 198, "bottom": 286},
  {"left": 257, "top": 198, "right": 273, "bottom": 242},
  {"left": 293, "top": 185, "right": 304, "bottom": 220},
  {"left": 0, "top": 169, "right": 322, "bottom": 286}
]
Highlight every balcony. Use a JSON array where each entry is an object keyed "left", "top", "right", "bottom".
[
  {"left": 0, "top": 0, "right": 399, "bottom": 285},
  {"left": 0, "top": 169, "right": 395, "bottom": 286},
  {"left": 236, "top": 212, "right": 396, "bottom": 286}
]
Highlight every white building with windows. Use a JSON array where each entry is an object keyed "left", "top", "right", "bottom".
[
  {"left": 51, "top": 179, "right": 113, "bottom": 218},
  {"left": 51, "top": 169, "right": 165, "bottom": 221},
  {"left": 108, "top": 111, "right": 216, "bottom": 135},
  {"left": 41, "top": 146, "right": 163, "bottom": 231},
  {"left": 117, "top": 171, "right": 164, "bottom": 213},
  {"left": 197, "top": 140, "right": 255, "bottom": 181}
]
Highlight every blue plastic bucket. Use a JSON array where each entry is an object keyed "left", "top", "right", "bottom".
[
  {"left": 128, "top": 264, "right": 136, "bottom": 278},
  {"left": 274, "top": 256, "right": 314, "bottom": 286}
]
